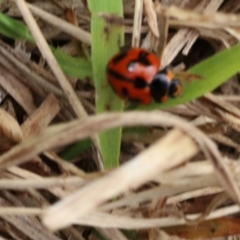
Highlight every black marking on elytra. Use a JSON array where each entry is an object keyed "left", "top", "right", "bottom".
[
  {"left": 112, "top": 51, "right": 128, "bottom": 64},
  {"left": 169, "top": 80, "right": 181, "bottom": 98},
  {"left": 108, "top": 68, "right": 149, "bottom": 90},
  {"left": 107, "top": 68, "right": 130, "bottom": 82},
  {"left": 150, "top": 73, "right": 169, "bottom": 102},
  {"left": 137, "top": 51, "right": 151, "bottom": 66},
  {"left": 134, "top": 77, "right": 148, "bottom": 88},
  {"left": 126, "top": 51, "right": 152, "bottom": 70}
]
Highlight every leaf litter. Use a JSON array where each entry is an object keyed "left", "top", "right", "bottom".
[{"left": 0, "top": 0, "right": 240, "bottom": 240}]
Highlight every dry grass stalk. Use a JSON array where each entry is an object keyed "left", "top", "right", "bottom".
[
  {"left": 72, "top": 205, "right": 240, "bottom": 229},
  {"left": 161, "top": 0, "right": 223, "bottom": 67},
  {"left": 132, "top": 0, "right": 143, "bottom": 47},
  {"left": 0, "top": 109, "right": 238, "bottom": 212},
  {"left": 0, "top": 41, "right": 61, "bottom": 99},
  {"left": 42, "top": 128, "right": 198, "bottom": 230},
  {"left": 0, "top": 176, "right": 84, "bottom": 190},
  {"left": 15, "top": 0, "right": 102, "bottom": 169},
  {"left": 210, "top": 134, "right": 240, "bottom": 151},
  {"left": 0, "top": 203, "right": 240, "bottom": 230},
  {"left": 0, "top": 192, "right": 61, "bottom": 240},
  {"left": 21, "top": 94, "right": 60, "bottom": 138},
  {"left": 0, "top": 108, "right": 23, "bottom": 143},
  {"left": 0, "top": 65, "right": 36, "bottom": 115},
  {"left": 205, "top": 93, "right": 240, "bottom": 118},
  {"left": 181, "top": 0, "right": 224, "bottom": 55},
  {"left": 28, "top": 3, "right": 91, "bottom": 45},
  {"left": 143, "top": 0, "right": 159, "bottom": 38},
  {"left": 0, "top": 111, "right": 212, "bottom": 169},
  {"left": 156, "top": 14, "right": 168, "bottom": 60},
  {"left": 157, "top": 4, "right": 240, "bottom": 29},
  {"left": 15, "top": 0, "right": 87, "bottom": 120},
  {"left": 0, "top": 157, "right": 239, "bottom": 232}
]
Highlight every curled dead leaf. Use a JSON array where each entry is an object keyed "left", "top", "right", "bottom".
[{"left": 0, "top": 108, "right": 23, "bottom": 143}]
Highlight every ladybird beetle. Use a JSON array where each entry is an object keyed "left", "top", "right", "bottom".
[{"left": 106, "top": 48, "right": 182, "bottom": 104}]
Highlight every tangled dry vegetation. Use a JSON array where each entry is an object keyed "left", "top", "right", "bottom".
[{"left": 1, "top": 0, "right": 240, "bottom": 239}]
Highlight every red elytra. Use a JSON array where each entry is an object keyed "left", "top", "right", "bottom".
[{"left": 106, "top": 48, "right": 182, "bottom": 104}]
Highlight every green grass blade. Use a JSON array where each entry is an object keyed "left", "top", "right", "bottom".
[
  {"left": 89, "top": 1, "right": 124, "bottom": 168},
  {"left": 52, "top": 48, "right": 92, "bottom": 79},
  {"left": 59, "top": 139, "right": 91, "bottom": 161},
  {"left": 0, "top": 13, "right": 92, "bottom": 80},
  {"left": 131, "top": 43, "right": 240, "bottom": 110},
  {"left": 0, "top": 12, "right": 34, "bottom": 43}
]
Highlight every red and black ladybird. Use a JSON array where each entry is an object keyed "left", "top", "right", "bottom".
[{"left": 106, "top": 48, "right": 182, "bottom": 104}]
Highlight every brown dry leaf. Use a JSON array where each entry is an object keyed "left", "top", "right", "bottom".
[{"left": 0, "top": 108, "right": 23, "bottom": 143}]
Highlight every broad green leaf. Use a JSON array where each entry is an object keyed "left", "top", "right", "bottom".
[{"left": 89, "top": 1, "right": 124, "bottom": 168}]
